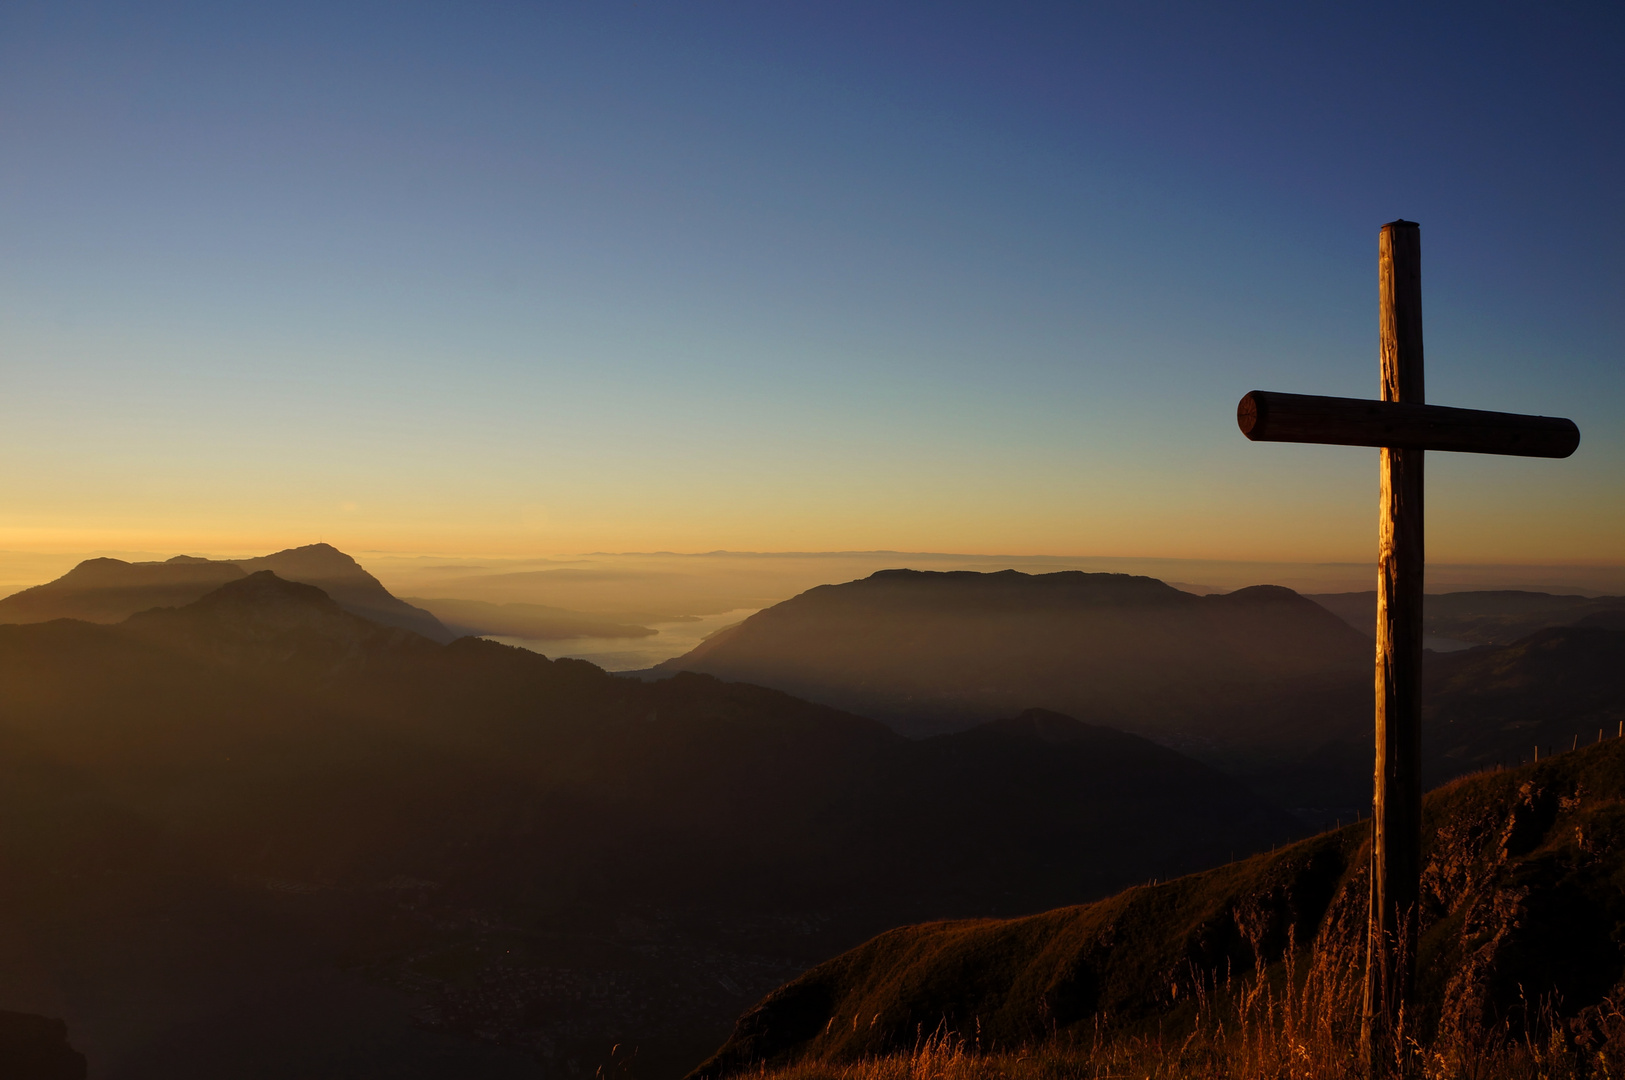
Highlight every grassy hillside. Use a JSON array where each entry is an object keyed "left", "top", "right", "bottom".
[{"left": 695, "top": 735, "right": 1625, "bottom": 1079}]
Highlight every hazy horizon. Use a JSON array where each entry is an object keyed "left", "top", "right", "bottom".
[{"left": 3, "top": 547, "right": 1622, "bottom": 625}]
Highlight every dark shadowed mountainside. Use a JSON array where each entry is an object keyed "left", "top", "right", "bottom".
[
  {"left": 650, "top": 570, "right": 1370, "bottom": 746},
  {"left": 693, "top": 737, "right": 1625, "bottom": 1079},
  {"left": 0, "top": 1012, "right": 86, "bottom": 1080},
  {"left": 0, "top": 543, "right": 454, "bottom": 642},
  {"left": 1309, "top": 589, "right": 1625, "bottom": 646},
  {"left": 1423, "top": 625, "right": 1625, "bottom": 776},
  {"left": 1247, "top": 624, "right": 1625, "bottom": 813},
  {"left": 0, "top": 574, "right": 1295, "bottom": 1079}
]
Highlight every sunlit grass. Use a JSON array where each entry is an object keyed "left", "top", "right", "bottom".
[{"left": 729, "top": 925, "right": 1625, "bottom": 1080}]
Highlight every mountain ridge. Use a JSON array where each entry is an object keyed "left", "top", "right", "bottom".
[
  {"left": 651, "top": 569, "right": 1370, "bottom": 747},
  {"left": 0, "top": 573, "right": 1299, "bottom": 1076},
  {"left": 1308, "top": 588, "right": 1625, "bottom": 645},
  {"left": 0, "top": 543, "right": 454, "bottom": 642}
]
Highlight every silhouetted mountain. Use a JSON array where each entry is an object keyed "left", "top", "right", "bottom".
[
  {"left": 1308, "top": 589, "right": 1625, "bottom": 646},
  {"left": 0, "top": 543, "right": 454, "bottom": 642},
  {"left": 235, "top": 544, "right": 453, "bottom": 641},
  {"left": 0, "top": 1013, "right": 86, "bottom": 1080},
  {"left": 1424, "top": 625, "right": 1625, "bottom": 777},
  {"left": 646, "top": 571, "right": 1625, "bottom": 828},
  {"left": 0, "top": 576, "right": 1296, "bottom": 1078},
  {"left": 125, "top": 570, "right": 435, "bottom": 672},
  {"left": 650, "top": 570, "right": 1369, "bottom": 748},
  {"left": 0, "top": 555, "right": 244, "bottom": 623},
  {"left": 1250, "top": 624, "right": 1625, "bottom": 814},
  {"left": 694, "top": 737, "right": 1625, "bottom": 1078}
]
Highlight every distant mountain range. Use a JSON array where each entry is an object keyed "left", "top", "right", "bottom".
[
  {"left": 0, "top": 543, "right": 453, "bottom": 642},
  {"left": 649, "top": 570, "right": 1625, "bottom": 819},
  {"left": 1308, "top": 589, "right": 1625, "bottom": 645},
  {"left": 694, "top": 738, "right": 1625, "bottom": 1078},
  {"left": 650, "top": 570, "right": 1370, "bottom": 745},
  {"left": 0, "top": 565, "right": 1296, "bottom": 1078}
]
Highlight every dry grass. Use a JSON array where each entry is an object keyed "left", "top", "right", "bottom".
[
  {"left": 735, "top": 926, "right": 1625, "bottom": 1080},
  {"left": 698, "top": 748, "right": 1625, "bottom": 1080}
]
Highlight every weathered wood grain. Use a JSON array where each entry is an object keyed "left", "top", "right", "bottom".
[
  {"left": 1236, "top": 390, "right": 1579, "bottom": 457},
  {"left": 1365, "top": 219, "right": 1426, "bottom": 1059}
]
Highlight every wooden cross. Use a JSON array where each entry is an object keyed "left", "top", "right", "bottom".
[{"left": 1235, "top": 220, "right": 1579, "bottom": 1062}]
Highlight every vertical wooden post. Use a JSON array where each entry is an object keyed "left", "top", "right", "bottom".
[{"left": 1364, "top": 220, "right": 1424, "bottom": 1066}]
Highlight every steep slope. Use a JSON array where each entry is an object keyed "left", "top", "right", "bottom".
[
  {"left": 694, "top": 736, "right": 1625, "bottom": 1078},
  {"left": 0, "top": 577, "right": 1296, "bottom": 1078},
  {"left": 234, "top": 543, "right": 453, "bottom": 641},
  {"left": 652, "top": 569, "right": 1370, "bottom": 747},
  {"left": 0, "top": 544, "right": 454, "bottom": 642}
]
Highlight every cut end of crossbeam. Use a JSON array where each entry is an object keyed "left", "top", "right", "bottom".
[{"left": 1236, "top": 391, "right": 1266, "bottom": 439}]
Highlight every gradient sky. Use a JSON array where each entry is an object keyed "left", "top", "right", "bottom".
[{"left": 1, "top": 2, "right": 1620, "bottom": 564}]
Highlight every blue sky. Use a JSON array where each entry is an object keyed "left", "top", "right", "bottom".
[{"left": 1, "top": 1, "right": 1620, "bottom": 563}]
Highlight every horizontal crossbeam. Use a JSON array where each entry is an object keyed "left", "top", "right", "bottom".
[{"left": 1237, "top": 390, "right": 1579, "bottom": 458}]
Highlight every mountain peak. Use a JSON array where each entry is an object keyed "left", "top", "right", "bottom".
[
  {"left": 124, "top": 571, "right": 432, "bottom": 669},
  {"left": 232, "top": 546, "right": 452, "bottom": 641},
  {"left": 125, "top": 571, "right": 351, "bottom": 635},
  {"left": 236, "top": 543, "right": 365, "bottom": 579},
  {"left": 1211, "top": 584, "right": 1306, "bottom": 604},
  {"left": 176, "top": 570, "right": 344, "bottom": 617}
]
